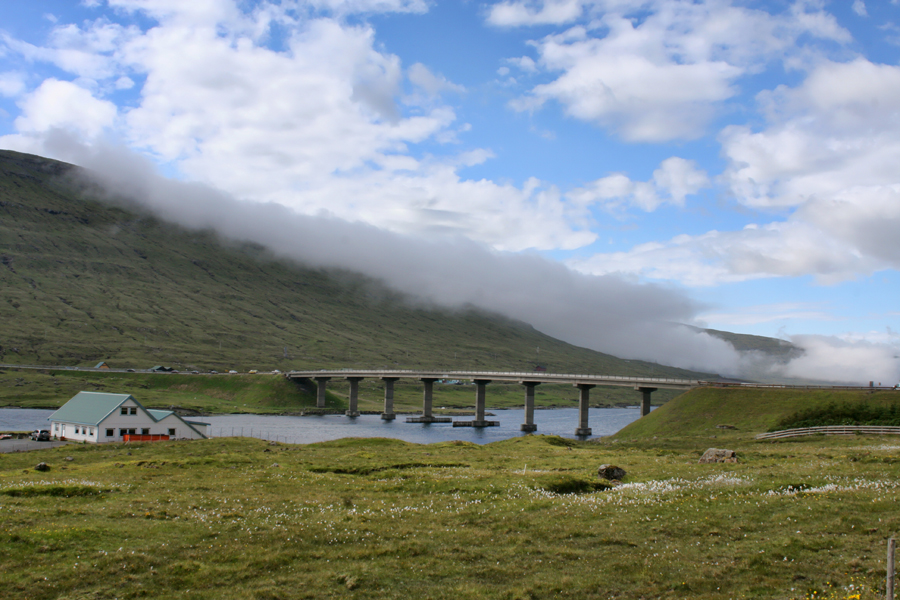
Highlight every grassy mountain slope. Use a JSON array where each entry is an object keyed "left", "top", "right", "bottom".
[{"left": 0, "top": 150, "right": 708, "bottom": 378}]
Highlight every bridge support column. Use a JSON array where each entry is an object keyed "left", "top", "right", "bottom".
[
  {"left": 638, "top": 387, "right": 657, "bottom": 417},
  {"left": 314, "top": 377, "right": 331, "bottom": 409},
  {"left": 381, "top": 377, "right": 399, "bottom": 421},
  {"left": 520, "top": 381, "right": 540, "bottom": 432},
  {"left": 474, "top": 379, "right": 490, "bottom": 423},
  {"left": 406, "top": 378, "right": 452, "bottom": 423},
  {"left": 575, "top": 383, "right": 595, "bottom": 436},
  {"left": 346, "top": 377, "right": 363, "bottom": 417}
]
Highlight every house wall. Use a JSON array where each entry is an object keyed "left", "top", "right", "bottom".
[
  {"left": 155, "top": 414, "right": 206, "bottom": 440},
  {"left": 51, "top": 421, "right": 99, "bottom": 443}
]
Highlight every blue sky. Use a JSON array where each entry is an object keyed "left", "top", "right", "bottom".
[{"left": 0, "top": 0, "right": 898, "bottom": 382}]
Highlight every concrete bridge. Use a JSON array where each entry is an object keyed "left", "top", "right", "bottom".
[{"left": 286, "top": 370, "right": 700, "bottom": 436}]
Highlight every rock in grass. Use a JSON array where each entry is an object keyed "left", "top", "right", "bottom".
[
  {"left": 699, "top": 448, "right": 738, "bottom": 464},
  {"left": 35, "top": 462, "right": 50, "bottom": 472},
  {"left": 597, "top": 464, "right": 626, "bottom": 480}
]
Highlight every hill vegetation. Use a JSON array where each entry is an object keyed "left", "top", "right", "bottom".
[
  {"left": 614, "top": 386, "right": 900, "bottom": 439},
  {"left": 0, "top": 150, "right": 709, "bottom": 380}
]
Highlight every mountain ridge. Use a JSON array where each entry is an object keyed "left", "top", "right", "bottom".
[{"left": 0, "top": 150, "right": 780, "bottom": 378}]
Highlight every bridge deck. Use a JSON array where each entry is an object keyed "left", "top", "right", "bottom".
[{"left": 286, "top": 369, "right": 699, "bottom": 390}]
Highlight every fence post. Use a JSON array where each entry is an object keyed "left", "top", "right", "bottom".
[{"left": 888, "top": 537, "right": 895, "bottom": 600}]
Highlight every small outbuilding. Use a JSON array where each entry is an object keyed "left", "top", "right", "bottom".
[
  {"left": 48, "top": 391, "right": 210, "bottom": 443},
  {"left": 94, "top": 361, "right": 111, "bottom": 370}
]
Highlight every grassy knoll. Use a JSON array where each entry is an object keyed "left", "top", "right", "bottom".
[
  {"left": 0, "top": 369, "right": 342, "bottom": 414},
  {"left": 615, "top": 387, "right": 900, "bottom": 439},
  {"left": 0, "top": 368, "right": 681, "bottom": 415},
  {"left": 1, "top": 434, "right": 898, "bottom": 599}
]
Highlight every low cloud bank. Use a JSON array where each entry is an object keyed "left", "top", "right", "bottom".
[{"left": 34, "top": 133, "right": 900, "bottom": 384}]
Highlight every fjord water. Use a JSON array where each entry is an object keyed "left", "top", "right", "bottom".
[{"left": 2, "top": 407, "right": 644, "bottom": 443}]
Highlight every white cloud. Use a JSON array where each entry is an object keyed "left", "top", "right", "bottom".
[
  {"left": 487, "top": 0, "right": 584, "bottom": 26},
  {"left": 11, "top": 79, "right": 116, "bottom": 138},
  {"left": 501, "top": 0, "right": 849, "bottom": 141},
  {"left": 0, "top": 1, "right": 598, "bottom": 253},
  {"left": 565, "top": 156, "right": 708, "bottom": 212},
  {"left": 699, "top": 302, "right": 835, "bottom": 327},
  {"left": 778, "top": 335, "right": 898, "bottom": 384},
  {"left": 853, "top": 1, "right": 868, "bottom": 17},
  {"left": 0, "top": 71, "right": 25, "bottom": 96},
  {"left": 571, "top": 58, "right": 900, "bottom": 287},
  {"left": 407, "top": 63, "right": 465, "bottom": 97}
]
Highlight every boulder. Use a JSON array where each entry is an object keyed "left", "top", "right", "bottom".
[
  {"left": 597, "top": 464, "right": 626, "bottom": 480},
  {"left": 699, "top": 448, "right": 738, "bottom": 464},
  {"left": 34, "top": 462, "right": 50, "bottom": 472}
]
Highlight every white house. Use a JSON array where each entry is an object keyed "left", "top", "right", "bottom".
[{"left": 48, "top": 391, "right": 209, "bottom": 443}]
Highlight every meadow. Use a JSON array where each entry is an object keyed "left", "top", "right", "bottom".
[{"left": 1, "top": 430, "right": 897, "bottom": 599}]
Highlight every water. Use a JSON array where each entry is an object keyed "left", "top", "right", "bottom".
[
  {"left": 203, "top": 407, "right": 642, "bottom": 444},
  {"left": 1, "top": 407, "right": 644, "bottom": 444},
  {"left": 0, "top": 408, "right": 56, "bottom": 432}
]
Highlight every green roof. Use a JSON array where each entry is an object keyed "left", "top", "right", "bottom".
[
  {"left": 48, "top": 392, "right": 135, "bottom": 426},
  {"left": 146, "top": 409, "right": 175, "bottom": 420}
]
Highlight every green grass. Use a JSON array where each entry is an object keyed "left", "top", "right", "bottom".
[
  {"left": 773, "top": 401, "right": 900, "bottom": 430},
  {"left": 614, "top": 387, "right": 900, "bottom": 439},
  {"left": 0, "top": 368, "right": 342, "bottom": 414},
  {"left": 0, "top": 149, "right": 709, "bottom": 381},
  {"left": 0, "top": 433, "right": 897, "bottom": 599}
]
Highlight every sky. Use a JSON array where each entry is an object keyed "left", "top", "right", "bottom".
[{"left": 0, "top": 0, "right": 898, "bottom": 383}]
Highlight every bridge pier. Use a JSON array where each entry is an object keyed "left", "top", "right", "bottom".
[
  {"left": 406, "top": 378, "right": 451, "bottom": 423},
  {"left": 345, "top": 377, "right": 362, "bottom": 417},
  {"left": 381, "top": 377, "right": 399, "bottom": 420},
  {"left": 520, "top": 381, "right": 540, "bottom": 432},
  {"left": 454, "top": 379, "right": 498, "bottom": 427},
  {"left": 314, "top": 377, "right": 331, "bottom": 409},
  {"left": 638, "top": 387, "right": 657, "bottom": 417},
  {"left": 575, "top": 383, "right": 595, "bottom": 436}
]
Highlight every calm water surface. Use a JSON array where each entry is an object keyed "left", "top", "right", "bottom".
[{"left": 1, "top": 407, "right": 646, "bottom": 444}]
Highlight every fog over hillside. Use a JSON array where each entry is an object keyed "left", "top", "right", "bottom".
[{"left": 38, "top": 132, "right": 899, "bottom": 384}]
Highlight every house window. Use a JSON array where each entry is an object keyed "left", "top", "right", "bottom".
[
  {"left": 89, "top": 428, "right": 94, "bottom": 436},
  {"left": 121, "top": 407, "right": 128, "bottom": 415},
  {"left": 141, "top": 428, "right": 150, "bottom": 435},
  {"left": 120, "top": 428, "right": 127, "bottom": 436},
  {"left": 128, "top": 429, "right": 136, "bottom": 435},
  {"left": 106, "top": 429, "right": 114, "bottom": 437},
  {"left": 75, "top": 427, "right": 80, "bottom": 434},
  {"left": 130, "top": 407, "right": 137, "bottom": 415},
  {"left": 168, "top": 428, "right": 175, "bottom": 436}
]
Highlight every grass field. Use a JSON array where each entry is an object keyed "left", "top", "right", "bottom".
[
  {"left": 1, "top": 432, "right": 897, "bottom": 599},
  {"left": 614, "top": 387, "right": 900, "bottom": 439}
]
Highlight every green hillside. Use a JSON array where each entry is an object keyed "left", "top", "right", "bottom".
[
  {"left": 0, "top": 150, "right": 709, "bottom": 378},
  {"left": 615, "top": 386, "right": 900, "bottom": 438}
]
